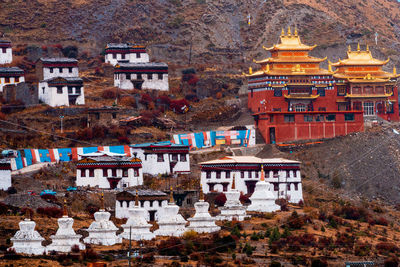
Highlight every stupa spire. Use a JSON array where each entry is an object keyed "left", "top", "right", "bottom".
[
  {"left": 231, "top": 174, "right": 236, "bottom": 190},
  {"left": 294, "top": 26, "right": 298, "bottom": 36},
  {"left": 394, "top": 66, "right": 397, "bottom": 75},
  {"left": 281, "top": 28, "right": 285, "bottom": 36},
  {"left": 287, "top": 26, "right": 291, "bottom": 36},
  {"left": 169, "top": 186, "right": 174, "bottom": 204},
  {"left": 348, "top": 45, "right": 351, "bottom": 52},
  {"left": 135, "top": 189, "right": 139, "bottom": 207},
  {"left": 366, "top": 44, "right": 369, "bottom": 51},
  {"left": 357, "top": 42, "right": 360, "bottom": 51},
  {"left": 63, "top": 199, "right": 68, "bottom": 217},
  {"left": 260, "top": 164, "right": 265, "bottom": 181},
  {"left": 199, "top": 184, "right": 204, "bottom": 201},
  {"left": 100, "top": 192, "right": 105, "bottom": 211}
]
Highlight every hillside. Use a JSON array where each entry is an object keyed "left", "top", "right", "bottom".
[{"left": 1, "top": 0, "right": 400, "bottom": 71}]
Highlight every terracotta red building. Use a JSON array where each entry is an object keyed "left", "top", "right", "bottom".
[{"left": 245, "top": 27, "right": 399, "bottom": 144}]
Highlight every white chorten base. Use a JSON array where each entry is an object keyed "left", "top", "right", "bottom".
[
  {"left": 217, "top": 190, "right": 249, "bottom": 221},
  {"left": 10, "top": 219, "right": 46, "bottom": 255},
  {"left": 154, "top": 203, "right": 187, "bottom": 237},
  {"left": 247, "top": 181, "right": 280, "bottom": 213},
  {"left": 47, "top": 216, "right": 85, "bottom": 252},
  {"left": 187, "top": 201, "right": 220, "bottom": 233},
  {"left": 84, "top": 210, "right": 122, "bottom": 245},
  {"left": 119, "top": 206, "right": 155, "bottom": 241}
]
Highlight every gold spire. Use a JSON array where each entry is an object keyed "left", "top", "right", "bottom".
[
  {"left": 281, "top": 28, "right": 285, "bottom": 36},
  {"left": 135, "top": 189, "right": 139, "bottom": 207},
  {"left": 348, "top": 45, "right": 351, "bottom": 52},
  {"left": 287, "top": 26, "right": 291, "bottom": 36},
  {"left": 328, "top": 63, "right": 332, "bottom": 72},
  {"left": 394, "top": 66, "right": 397, "bottom": 75},
  {"left": 199, "top": 184, "right": 204, "bottom": 201},
  {"left": 100, "top": 192, "right": 105, "bottom": 211},
  {"left": 366, "top": 44, "right": 369, "bottom": 52},
  {"left": 260, "top": 164, "right": 265, "bottom": 181},
  {"left": 294, "top": 26, "right": 298, "bottom": 36},
  {"left": 249, "top": 67, "right": 252, "bottom": 75},
  {"left": 266, "top": 64, "right": 270, "bottom": 72},
  {"left": 231, "top": 174, "right": 236, "bottom": 190},
  {"left": 63, "top": 199, "right": 68, "bottom": 217},
  {"left": 357, "top": 43, "right": 360, "bottom": 51},
  {"left": 169, "top": 186, "right": 174, "bottom": 203}
]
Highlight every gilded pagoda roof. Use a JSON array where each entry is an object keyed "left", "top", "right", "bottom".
[
  {"left": 331, "top": 45, "right": 389, "bottom": 67},
  {"left": 255, "top": 56, "right": 326, "bottom": 64},
  {"left": 264, "top": 27, "right": 316, "bottom": 51}
]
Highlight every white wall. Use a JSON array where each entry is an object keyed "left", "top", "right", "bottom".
[
  {"left": 201, "top": 169, "right": 303, "bottom": 204},
  {"left": 0, "top": 169, "right": 11, "bottom": 190},
  {"left": 38, "top": 82, "right": 85, "bottom": 107},
  {"left": 105, "top": 52, "right": 150, "bottom": 66},
  {"left": 115, "top": 199, "right": 168, "bottom": 220},
  {"left": 76, "top": 167, "right": 143, "bottom": 189},
  {"left": 43, "top": 67, "right": 79, "bottom": 80},
  {"left": 0, "top": 76, "right": 25, "bottom": 92},
  {"left": 116, "top": 73, "right": 169, "bottom": 91},
  {"left": 0, "top": 48, "right": 12, "bottom": 64}
]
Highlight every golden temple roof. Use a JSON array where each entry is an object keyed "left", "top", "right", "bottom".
[
  {"left": 264, "top": 27, "right": 316, "bottom": 51},
  {"left": 255, "top": 56, "right": 326, "bottom": 64},
  {"left": 332, "top": 44, "right": 389, "bottom": 67},
  {"left": 345, "top": 93, "right": 393, "bottom": 98},
  {"left": 284, "top": 94, "right": 320, "bottom": 99}
]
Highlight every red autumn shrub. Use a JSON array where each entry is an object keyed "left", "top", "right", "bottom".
[
  {"left": 376, "top": 242, "right": 399, "bottom": 254},
  {"left": 140, "top": 93, "right": 153, "bottom": 106},
  {"left": 40, "top": 194, "right": 57, "bottom": 202},
  {"left": 37, "top": 207, "right": 63, "bottom": 218},
  {"left": 214, "top": 193, "right": 227, "bottom": 206},
  {"left": 118, "top": 136, "right": 130, "bottom": 144},
  {"left": 101, "top": 89, "right": 118, "bottom": 99},
  {"left": 239, "top": 192, "right": 250, "bottom": 204},
  {"left": 375, "top": 216, "right": 389, "bottom": 226},
  {"left": 317, "top": 236, "right": 334, "bottom": 250}
]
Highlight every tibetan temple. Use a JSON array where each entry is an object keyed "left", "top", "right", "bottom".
[{"left": 246, "top": 27, "right": 399, "bottom": 144}]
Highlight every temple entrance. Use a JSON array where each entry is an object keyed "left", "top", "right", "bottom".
[
  {"left": 363, "top": 102, "right": 374, "bottom": 116},
  {"left": 149, "top": 210, "right": 156, "bottom": 221},
  {"left": 269, "top": 127, "right": 276, "bottom": 144},
  {"left": 132, "top": 79, "right": 144, "bottom": 90}
]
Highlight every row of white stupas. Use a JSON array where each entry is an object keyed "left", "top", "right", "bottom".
[{"left": 10, "top": 167, "right": 279, "bottom": 255}]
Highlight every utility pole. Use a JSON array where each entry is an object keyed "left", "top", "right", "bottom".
[
  {"left": 60, "top": 115, "right": 64, "bottom": 133},
  {"left": 188, "top": 37, "right": 193, "bottom": 65},
  {"left": 128, "top": 226, "right": 132, "bottom": 267}
]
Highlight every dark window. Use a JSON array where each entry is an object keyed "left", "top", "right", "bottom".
[
  {"left": 158, "top": 73, "right": 163, "bottom": 80},
  {"left": 270, "top": 115, "right": 273, "bottom": 122},
  {"left": 157, "top": 154, "right": 164, "bottom": 162},
  {"left": 304, "top": 115, "right": 313, "bottom": 122},
  {"left": 186, "top": 198, "right": 192, "bottom": 205},
  {"left": 57, "top": 87, "right": 63, "bottom": 94},
  {"left": 344, "top": 113, "right": 354, "bottom": 121},
  {"left": 5, "top": 77, "right": 9, "bottom": 83},
  {"left": 315, "top": 115, "right": 324, "bottom": 122},
  {"left": 148, "top": 73, "right": 153, "bottom": 80},
  {"left": 112, "top": 113, "right": 117, "bottom": 119},
  {"left": 149, "top": 201, "right": 153, "bottom": 207},
  {"left": 103, "top": 169, "right": 107, "bottom": 177},
  {"left": 76, "top": 87, "right": 81, "bottom": 94},
  {"left": 50, "top": 68, "right": 54, "bottom": 73},
  {"left": 68, "top": 87, "right": 73, "bottom": 94},
  {"left": 89, "top": 169, "right": 94, "bottom": 177},
  {"left": 274, "top": 88, "right": 282, "bottom": 97},
  {"left": 95, "top": 113, "right": 100, "bottom": 120},
  {"left": 273, "top": 183, "right": 279, "bottom": 191},
  {"left": 226, "top": 170, "right": 231, "bottom": 178},
  {"left": 317, "top": 88, "right": 325, "bottom": 96},
  {"left": 206, "top": 171, "right": 211, "bottom": 179},
  {"left": 121, "top": 54, "right": 125, "bottom": 59},
  {"left": 68, "top": 67, "right": 73, "bottom": 73},
  {"left": 137, "top": 73, "right": 142, "bottom": 80},
  {"left": 255, "top": 171, "right": 259, "bottom": 178},
  {"left": 284, "top": 115, "right": 295, "bottom": 122},
  {"left": 172, "top": 154, "right": 178, "bottom": 161},
  {"left": 326, "top": 114, "right": 336, "bottom": 122},
  {"left": 385, "top": 86, "right": 393, "bottom": 95},
  {"left": 180, "top": 154, "right": 187, "bottom": 162},
  {"left": 287, "top": 183, "right": 291, "bottom": 190},
  {"left": 294, "top": 183, "right": 299, "bottom": 190},
  {"left": 293, "top": 170, "right": 297, "bottom": 177},
  {"left": 42, "top": 87, "right": 45, "bottom": 94},
  {"left": 241, "top": 171, "right": 245, "bottom": 178},
  {"left": 81, "top": 169, "right": 86, "bottom": 177},
  {"left": 126, "top": 73, "right": 131, "bottom": 80},
  {"left": 387, "top": 102, "right": 394, "bottom": 113},
  {"left": 123, "top": 169, "right": 128, "bottom": 177},
  {"left": 113, "top": 54, "right": 117, "bottom": 59},
  {"left": 1, "top": 48, "right": 6, "bottom": 53},
  {"left": 248, "top": 171, "right": 252, "bottom": 178},
  {"left": 59, "top": 68, "right": 63, "bottom": 73},
  {"left": 216, "top": 171, "right": 221, "bottom": 179},
  {"left": 134, "top": 169, "right": 139, "bottom": 177},
  {"left": 112, "top": 169, "right": 117, "bottom": 177},
  {"left": 318, "top": 107, "right": 326, "bottom": 111},
  {"left": 15, "top": 77, "right": 19, "bottom": 82},
  {"left": 337, "top": 85, "right": 346, "bottom": 96},
  {"left": 251, "top": 90, "right": 253, "bottom": 98},
  {"left": 136, "top": 53, "right": 141, "bottom": 58}
]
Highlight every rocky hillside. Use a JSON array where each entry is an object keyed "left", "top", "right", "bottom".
[{"left": 1, "top": 0, "right": 400, "bottom": 71}]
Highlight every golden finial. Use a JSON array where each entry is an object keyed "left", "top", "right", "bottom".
[
  {"left": 199, "top": 184, "right": 204, "bottom": 201},
  {"left": 287, "top": 26, "right": 291, "bottom": 36},
  {"left": 294, "top": 26, "right": 298, "bottom": 36},
  {"left": 231, "top": 174, "right": 236, "bottom": 190},
  {"left": 348, "top": 45, "right": 351, "bottom": 52},
  {"left": 63, "top": 199, "right": 68, "bottom": 217},
  {"left": 249, "top": 67, "right": 253, "bottom": 75},
  {"left": 169, "top": 186, "right": 174, "bottom": 203},
  {"left": 266, "top": 64, "right": 270, "bottom": 72},
  {"left": 135, "top": 189, "right": 139, "bottom": 207},
  {"left": 357, "top": 43, "right": 360, "bottom": 51},
  {"left": 328, "top": 63, "right": 332, "bottom": 72},
  {"left": 393, "top": 66, "right": 397, "bottom": 75},
  {"left": 366, "top": 44, "right": 369, "bottom": 52},
  {"left": 260, "top": 164, "right": 265, "bottom": 181},
  {"left": 100, "top": 192, "right": 104, "bottom": 211},
  {"left": 281, "top": 28, "right": 285, "bottom": 36}
]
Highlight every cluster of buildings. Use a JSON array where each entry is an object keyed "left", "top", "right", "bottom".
[
  {"left": 246, "top": 27, "right": 399, "bottom": 144},
  {"left": 0, "top": 40, "right": 25, "bottom": 92}
]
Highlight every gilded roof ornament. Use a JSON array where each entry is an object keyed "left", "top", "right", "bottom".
[
  {"left": 348, "top": 45, "right": 351, "bottom": 52},
  {"left": 357, "top": 43, "right": 360, "bottom": 51},
  {"left": 169, "top": 186, "right": 174, "bottom": 203},
  {"left": 394, "top": 66, "right": 397, "bottom": 75},
  {"left": 366, "top": 44, "right": 369, "bottom": 52},
  {"left": 260, "top": 164, "right": 265, "bottom": 181},
  {"left": 294, "top": 26, "right": 298, "bottom": 36},
  {"left": 249, "top": 67, "right": 253, "bottom": 75},
  {"left": 287, "top": 26, "right": 291, "bottom": 36},
  {"left": 281, "top": 28, "right": 285, "bottom": 36}
]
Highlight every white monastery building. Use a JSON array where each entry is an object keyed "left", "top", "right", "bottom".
[
  {"left": 76, "top": 151, "right": 143, "bottom": 189},
  {"left": 114, "top": 62, "right": 168, "bottom": 91},
  {"left": 37, "top": 58, "right": 84, "bottom": 107},
  {"left": 0, "top": 40, "right": 12, "bottom": 64},
  {"left": 0, "top": 159, "right": 11, "bottom": 191},
  {"left": 200, "top": 156, "right": 303, "bottom": 204},
  {"left": 0, "top": 67, "right": 24, "bottom": 92},
  {"left": 105, "top": 43, "right": 149, "bottom": 66},
  {"left": 130, "top": 142, "right": 190, "bottom": 176},
  {"left": 115, "top": 189, "right": 169, "bottom": 221}
]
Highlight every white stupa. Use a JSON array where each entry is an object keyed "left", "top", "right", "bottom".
[
  {"left": 247, "top": 165, "right": 280, "bottom": 212},
  {"left": 84, "top": 193, "right": 122, "bottom": 246},
  {"left": 47, "top": 200, "right": 85, "bottom": 252},
  {"left": 154, "top": 188, "right": 187, "bottom": 237},
  {"left": 120, "top": 190, "right": 155, "bottom": 241},
  {"left": 217, "top": 175, "right": 249, "bottom": 221},
  {"left": 187, "top": 186, "right": 220, "bottom": 233},
  {"left": 10, "top": 212, "right": 46, "bottom": 255}
]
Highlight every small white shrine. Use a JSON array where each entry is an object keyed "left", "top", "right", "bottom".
[
  {"left": 47, "top": 200, "right": 85, "bottom": 252},
  {"left": 84, "top": 193, "right": 122, "bottom": 246},
  {"left": 217, "top": 175, "right": 248, "bottom": 221},
  {"left": 120, "top": 190, "right": 155, "bottom": 241},
  {"left": 10, "top": 214, "right": 46, "bottom": 255},
  {"left": 248, "top": 165, "right": 280, "bottom": 212},
  {"left": 154, "top": 188, "right": 187, "bottom": 237},
  {"left": 187, "top": 186, "right": 220, "bottom": 233}
]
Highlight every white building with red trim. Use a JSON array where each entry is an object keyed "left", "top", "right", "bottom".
[
  {"left": 0, "top": 67, "right": 24, "bottom": 92},
  {"left": 76, "top": 151, "right": 143, "bottom": 189},
  {"left": 0, "top": 40, "right": 12, "bottom": 64},
  {"left": 130, "top": 142, "right": 190, "bottom": 176},
  {"left": 0, "top": 159, "right": 11, "bottom": 190},
  {"left": 200, "top": 156, "right": 303, "bottom": 204},
  {"left": 105, "top": 43, "right": 149, "bottom": 66}
]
